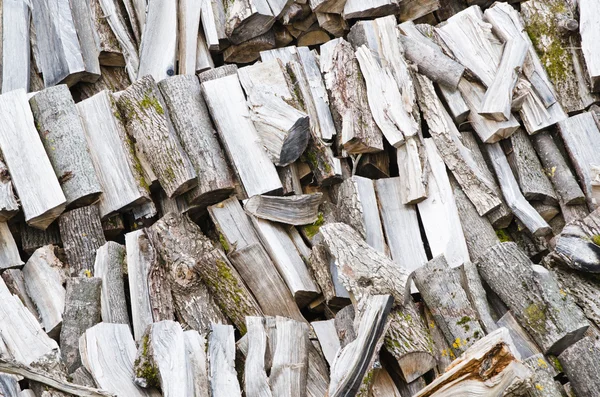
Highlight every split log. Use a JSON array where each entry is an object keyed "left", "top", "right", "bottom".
[
  {"left": 549, "top": 263, "right": 600, "bottom": 328},
  {"left": 328, "top": 294, "right": 393, "bottom": 397},
  {"left": 461, "top": 260, "right": 497, "bottom": 333},
  {"left": 157, "top": 75, "right": 235, "bottom": 208},
  {"left": 477, "top": 242, "right": 589, "bottom": 355},
  {"left": 414, "top": 255, "right": 484, "bottom": 355},
  {"left": 59, "top": 205, "right": 107, "bottom": 276},
  {"left": 30, "top": 0, "right": 100, "bottom": 86},
  {"left": 75, "top": 66, "right": 131, "bottom": 102},
  {"left": 485, "top": 142, "right": 551, "bottom": 237},
  {"left": 557, "top": 113, "right": 600, "bottom": 210},
  {"left": 414, "top": 327, "right": 533, "bottom": 397},
  {"left": 133, "top": 321, "right": 192, "bottom": 396},
  {"left": 223, "top": 31, "right": 276, "bottom": 64},
  {"left": 2, "top": 0, "right": 30, "bottom": 93},
  {"left": 0, "top": 157, "right": 18, "bottom": 222},
  {"left": 530, "top": 131, "right": 585, "bottom": 206},
  {"left": 224, "top": 0, "right": 279, "bottom": 45},
  {"left": 415, "top": 74, "right": 501, "bottom": 216},
  {"left": 335, "top": 176, "right": 386, "bottom": 253},
  {"left": 178, "top": 0, "right": 202, "bottom": 75},
  {"left": 20, "top": 222, "right": 61, "bottom": 257},
  {"left": 244, "top": 317, "right": 271, "bottom": 397},
  {"left": 0, "top": 222, "right": 22, "bottom": 270},
  {"left": 60, "top": 278, "right": 102, "bottom": 374},
  {"left": 375, "top": 177, "right": 427, "bottom": 276},
  {"left": 201, "top": 0, "right": 229, "bottom": 51},
  {"left": 30, "top": 85, "right": 103, "bottom": 209},
  {"left": 77, "top": 91, "right": 151, "bottom": 218},
  {"left": 396, "top": 136, "right": 429, "bottom": 205},
  {"left": 23, "top": 246, "right": 66, "bottom": 337},
  {"left": 320, "top": 39, "right": 384, "bottom": 153},
  {"left": 496, "top": 311, "right": 541, "bottom": 360},
  {"left": 553, "top": 208, "right": 600, "bottom": 273},
  {"left": 200, "top": 66, "right": 283, "bottom": 197},
  {"left": 148, "top": 213, "right": 261, "bottom": 333},
  {"left": 418, "top": 139, "right": 470, "bottom": 268},
  {"left": 559, "top": 336, "right": 600, "bottom": 396},
  {"left": 196, "top": 28, "right": 215, "bottom": 73},
  {"left": 271, "top": 317, "right": 309, "bottom": 396},
  {"left": 309, "top": 0, "right": 345, "bottom": 13},
  {"left": 80, "top": 323, "right": 159, "bottom": 397},
  {"left": 117, "top": 76, "right": 197, "bottom": 198},
  {"left": 244, "top": 194, "right": 322, "bottom": 225},
  {"left": 251, "top": 217, "right": 320, "bottom": 307},
  {"left": 315, "top": 13, "right": 347, "bottom": 37},
  {"left": 93, "top": 242, "right": 130, "bottom": 326},
  {"left": 0, "top": 89, "right": 66, "bottom": 229},
  {"left": 343, "top": 0, "right": 400, "bottom": 19},
  {"left": 208, "top": 324, "right": 242, "bottom": 397},
  {"left": 296, "top": 26, "right": 330, "bottom": 47},
  {"left": 480, "top": 38, "right": 528, "bottom": 121},
  {"left": 120, "top": 0, "right": 145, "bottom": 43},
  {"left": 311, "top": 320, "right": 340, "bottom": 367},
  {"left": 398, "top": 0, "right": 440, "bottom": 21},
  {"left": 208, "top": 197, "right": 304, "bottom": 320},
  {"left": 2, "top": 269, "right": 39, "bottom": 320},
  {"left": 184, "top": 330, "right": 209, "bottom": 397},
  {"left": 439, "top": 85, "right": 470, "bottom": 125},
  {"left": 522, "top": 354, "right": 564, "bottom": 397},
  {"left": 88, "top": 0, "right": 124, "bottom": 67},
  {"left": 580, "top": 0, "right": 600, "bottom": 92},
  {"left": 277, "top": 164, "right": 302, "bottom": 196},
  {"left": 308, "top": 239, "right": 351, "bottom": 307},
  {"left": 137, "top": 0, "right": 176, "bottom": 81},
  {"left": 0, "top": 375, "right": 19, "bottom": 397},
  {"left": 238, "top": 59, "right": 310, "bottom": 166}
]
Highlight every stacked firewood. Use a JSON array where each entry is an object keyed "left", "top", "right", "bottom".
[{"left": 0, "top": 0, "right": 600, "bottom": 396}]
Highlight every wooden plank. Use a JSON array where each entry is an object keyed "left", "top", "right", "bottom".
[
  {"left": 2, "top": 0, "right": 30, "bottom": 93},
  {"left": 94, "top": 242, "right": 130, "bottom": 326},
  {"left": 137, "top": 0, "right": 177, "bottom": 81}
]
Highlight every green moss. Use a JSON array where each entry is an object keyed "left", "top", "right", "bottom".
[
  {"left": 473, "top": 330, "right": 481, "bottom": 339},
  {"left": 139, "top": 94, "right": 164, "bottom": 115},
  {"left": 591, "top": 235, "right": 600, "bottom": 246},
  {"left": 135, "top": 334, "right": 160, "bottom": 388},
  {"left": 164, "top": 166, "right": 176, "bottom": 183},
  {"left": 203, "top": 259, "right": 247, "bottom": 334},
  {"left": 549, "top": 355, "right": 563, "bottom": 372},
  {"left": 524, "top": 303, "right": 547, "bottom": 334},
  {"left": 219, "top": 234, "right": 230, "bottom": 252},
  {"left": 456, "top": 316, "right": 472, "bottom": 332},
  {"left": 303, "top": 212, "right": 325, "bottom": 239},
  {"left": 306, "top": 151, "right": 319, "bottom": 169},
  {"left": 496, "top": 229, "right": 512, "bottom": 243}
]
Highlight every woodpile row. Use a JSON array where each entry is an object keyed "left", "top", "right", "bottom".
[{"left": 0, "top": 0, "right": 600, "bottom": 396}]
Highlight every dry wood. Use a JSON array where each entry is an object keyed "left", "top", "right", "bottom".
[
  {"left": 0, "top": 157, "right": 19, "bottom": 222},
  {"left": 496, "top": 311, "right": 541, "bottom": 360},
  {"left": 309, "top": 0, "right": 345, "bottom": 13},
  {"left": 549, "top": 263, "right": 600, "bottom": 328},
  {"left": 209, "top": 324, "right": 242, "bottom": 397},
  {"left": 200, "top": 67, "right": 283, "bottom": 197},
  {"left": 580, "top": 0, "right": 600, "bottom": 92},
  {"left": 244, "top": 317, "right": 271, "bottom": 397},
  {"left": 0, "top": 89, "right": 66, "bottom": 229},
  {"left": 0, "top": 222, "right": 22, "bottom": 270},
  {"left": 196, "top": 28, "right": 215, "bottom": 73},
  {"left": 461, "top": 260, "right": 497, "bottom": 333},
  {"left": 307, "top": 240, "right": 351, "bottom": 307},
  {"left": 137, "top": 0, "right": 176, "bottom": 81},
  {"left": 223, "top": 31, "right": 276, "bottom": 63},
  {"left": 178, "top": 0, "right": 202, "bottom": 76},
  {"left": 2, "top": 0, "right": 30, "bottom": 93},
  {"left": 271, "top": 317, "right": 309, "bottom": 396},
  {"left": 184, "top": 330, "right": 209, "bottom": 397},
  {"left": 201, "top": 0, "right": 228, "bottom": 51},
  {"left": 94, "top": 242, "right": 130, "bottom": 326},
  {"left": 158, "top": 75, "right": 235, "bottom": 208},
  {"left": 88, "top": 0, "right": 123, "bottom": 67},
  {"left": 20, "top": 221, "right": 62, "bottom": 255},
  {"left": 523, "top": 354, "right": 564, "bottom": 397},
  {"left": 311, "top": 319, "right": 340, "bottom": 367},
  {"left": 396, "top": 136, "right": 429, "bottom": 205},
  {"left": 477, "top": 242, "right": 589, "bottom": 355},
  {"left": 315, "top": 13, "right": 347, "bottom": 37},
  {"left": 343, "top": 0, "right": 400, "bottom": 19},
  {"left": 553, "top": 208, "right": 600, "bottom": 273},
  {"left": 2, "top": 269, "right": 39, "bottom": 321},
  {"left": 559, "top": 336, "right": 600, "bottom": 396},
  {"left": 244, "top": 194, "right": 322, "bottom": 225}
]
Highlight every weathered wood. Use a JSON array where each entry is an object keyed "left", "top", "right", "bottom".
[
  {"left": 178, "top": 0, "right": 202, "bottom": 75},
  {"left": 200, "top": 67, "right": 283, "bottom": 197},
  {"left": 2, "top": 269, "right": 39, "bottom": 321},
  {"left": 137, "top": 0, "right": 176, "bottom": 81},
  {"left": 559, "top": 336, "right": 600, "bottom": 396},
  {"left": 118, "top": 76, "right": 197, "bottom": 198},
  {"left": 485, "top": 142, "right": 551, "bottom": 237},
  {"left": 94, "top": 242, "right": 129, "bottom": 326},
  {"left": 530, "top": 131, "right": 585, "bottom": 206},
  {"left": 557, "top": 113, "right": 600, "bottom": 210},
  {"left": 87, "top": 0, "right": 123, "bottom": 67},
  {"left": 311, "top": 319, "right": 340, "bottom": 367},
  {"left": 244, "top": 194, "right": 322, "bottom": 225},
  {"left": 101, "top": 214, "right": 125, "bottom": 239},
  {"left": 399, "top": 0, "right": 440, "bottom": 21},
  {"left": 0, "top": 157, "right": 19, "bottom": 222},
  {"left": 244, "top": 317, "right": 271, "bottom": 397},
  {"left": 328, "top": 294, "right": 393, "bottom": 397},
  {"left": 224, "top": 0, "right": 278, "bottom": 45},
  {"left": 522, "top": 354, "right": 564, "bottom": 397},
  {"left": 496, "top": 311, "right": 541, "bottom": 360},
  {"left": 271, "top": 317, "right": 309, "bottom": 396},
  {"left": 59, "top": 205, "right": 106, "bottom": 276},
  {"left": 75, "top": 66, "right": 131, "bottom": 101},
  {"left": 157, "top": 75, "right": 235, "bottom": 208},
  {"left": 23, "top": 246, "right": 66, "bottom": 337},
  {"left": 149, "top": 213, "right": 261, "bottom": 333},
  {"left": 77, "top": 91, "right": 151, "bottom": 218},
  {"left": 60, "top": 278, "right": 102, "bottom": 374},
  {"left": 553, "top": 208, "right": 600, "bottom": 273},
  {"left": 0, "top": 222, "right": 22, "bottom": 270},
  {"left": 184, "top": 330, "right": 209, "bottom": 397},
  {"left": 223, "top": 31, "right": 276, "bottom": 64},
  {"left": 2, "top": 0, "right": 30, "bottom": 93},
  {"left": 20, "top": 222, "right": 61, "bottom": 258},
  {"left": 343, "top": 0, "right": 400, "bottom": 19},
  {"left": 315, "top": 13, "right": 347, "bottom": 37},
  {"left": 335, "top": 176, "right": 386, "bottom": 253},
  {"left": 0, "top": 89, "right": 66, "bottom": 229},
  {"left": 308, "top": 239, "right": 351, "bottom": 307},
  {"left": 477, "top": 242, "right": 589, "bottom": 355},
  {"left": 201, "top": 0, "right": 229, "bottom": 51},
  {"left": 395, "top": 136, "right": 429, "bottom": 205},
  {"left": 461, "top": 260, "right": 498, "bottom": 333},
  {"left": 418, "top": 139, "right": 470, "bottom": 268},
  {"left": 320, "top": 39, "right": 384, "bottom": 153},
  {"left": 196, "top": 28, "right": 215, "bottom": 73},
  {"left": 31, "top": 0, "right": 100, "bottom": 87},
  {"left": 80, "top": 323, "right": 159, "bottom": 397},
  {"left": 579, "top": 0, "right": 600, "bottom": 92},
  {"left": 209, "top": 324, "right": 242, "bottom": 397},
  {"left": 30, "top": 85, "right": 103, "bottom": 209}
]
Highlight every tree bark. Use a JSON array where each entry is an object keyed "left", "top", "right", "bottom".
[
  {"left": 558, "top": 336, "right": 600, "bottom": 396},
  {"left": 552, "top": 208, "right": 600, "bottom": 273}
]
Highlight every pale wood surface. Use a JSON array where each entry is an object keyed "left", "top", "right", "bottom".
[
  {"left": 244, "top": 194, "right": 322, "bottom": 225},
  {"left": 343, "top": 0, "right": 400, "bottom": 19},
  {"left": 209, "top": 324, "right": 242, "bottom": 397},
  {"left": 184, "top": 330, "right": 210, "bottom": 397},
  {"left": 94, "top": 242, "right": 130, "bottom": 326},
  {"left": 271, "top": 317, "right": 309, "bottom": 396},
  {"left": 579, "top": 0, "right": 600, "bottom": 92},
  {"left": 244, "top": 317, "right": 272, "bottom": 397},
  {"left": 0, "top": 222, "right": 22, "bottom": 270},
  {"left": 137, "top": 0, "right": 177, "bottom": 81},
  {"left": 2, "top": 0, "right": 30, "bottom": 93}
]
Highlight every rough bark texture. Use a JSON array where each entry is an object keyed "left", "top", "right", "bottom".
[{"left": 558, "top": 336, "right": 600, "bottom": 396}]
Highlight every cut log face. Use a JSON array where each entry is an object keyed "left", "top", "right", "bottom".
[
  {"left": 244, "top": 194, "right": 322, "bottom": 225},
  {"left": 200, "top": 68, "right": 283, "bottom": 197},
  {"left": 209, "top": 324, "right": 242, "bottom": 397},
  {"left": 94, "top": 242, "right": 130, "bottom": 326},
  {"left": 553, "top": 208, "right": 600, "bottom": 273},
  {"left": 2, "top": 0, "right": 30, "bottom": 93},
  {"left": 343, "top": 0, "right": 400, "bottom": 19},
  {"left": 558, "top": 336, "right": 600, "bottom": 396},
  {"left": 224, "top": 0, "right": 277, "bottom": 45},
  {"left": 476, "top": 242, "right": 589, "bottom": 355},
  {"left": 137, "top": 0, "right": 177, "bottom": 81},
  {"left": 0, "top": 89, "right": 66, "bottom": 230},
  {"left": 580, "top": 0, "right": 600, "bottom": 92}
]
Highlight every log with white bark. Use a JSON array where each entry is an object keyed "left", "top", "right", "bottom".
[
  {"left": 183, "top": 330, "right": 209, "bottom": 397},
  {"left": 117, "top": 76, "right": 197, "bottom": 198},
  {"left": 557, "top": 336, "right": 600, "bottom": 396},
  {"left": 477, "top": 242, "right": 589, "bottom": 355},
  {"left": 59, "top": 205, "right": 107, "bottom": 276},
  {"left": 60, "top": 278, "right": 102, "bottom": 374},
  {"left": 0, "top": 89, "right": 66, "bottom": 229},
  {"left": 80, "top": 323, "right": 159, "bottom": 397},
  {"left": 238, "top": 59, "right": 310, "bottom": 166},
  {"left": 414, "top": 327, "right": 534, "bottom": 397},
  {"left": 271, "top": 316, "right": 309, "bottom": 396},
  {"left": 244, "top": 317, "right": 271, "bottom": 397},
  {"left": 200, "top": 66, "right": 283, "bottom": 197},
  {"left": 415, "top": 74, "right": 501, "bottom": 216},
  {"left": 2, "top": 0, "right": 30, "bottom": 93},
  {"left": 311, "top": 319, "right": 340, "bottom": 367},
  {"left": 137, "top": 0, "right": 176, "bottom": 81},
  {"left": 150, "top": 213, "right": 261, "bottom": 332},
  {"left": 93, "top": 242, "right": 130, "bottom": 326},
  {"left": 224, "top": 0, "right": 277, "bottom": 45},
  {"left": 157, "top": 75, "right": 235, "bottom": 208},
  {"left": 320, "top": 39, "right": 384, "bottom": 153},
  {"left": 343, "top": 0, "right": 400, "bottom": 19},
  {"left": 580, "top": 0, "right": 600, "bottom": 92},
  {"left": 244, "top": 194, "right": 322, "bottom": 225},
  {"left": 251, "top": 216, "right": 320, "bottom": 307},
  {"left": 209, "top": 324, "right": 242, "bottom": 397},
  {"left": 223, "top": 30, "right": 276, "bottom": 64},
  {"left": 30, "top": 0, "right": 100, "bottom": 86},
  {"left": 496, "top": 311, "right": 541, "bottom": 360},
  {"left": 2, "top": 269, "right": 39, "bottom": 321},
  {"left": 133, "top": 321, "right": 192, "bottom": 396},
  {"left": 553, "top": 208, "right": 600, "bottom": 273},
  {"left": 23, "top": 246, "right": 66, "bottom": 337},
  {"left": 335, "top": 176, "right": 386, "bottom": 253},
  {"left": 30, "top": 85, "right": 103, "bottom": 209},
  {"left": 178, "top": 0, "right": 202, "bottom": 76},
  {"left": 418, "top": 139, "right": 470, "bottom": 268},
  {"left": 77, "top": 91, "right": 151, "bottom": 218},
  {"left": 557, "top": 112, "right": 600, "bottom": 210},
  {"left": 485, "top": 142, "right": 551, "bottom": 237},
  {"left": 0, "top": 222, "right": 22, "bottom": 270},
  {"left": 328, "top": 294, "right": 393, "bottom": 397}
]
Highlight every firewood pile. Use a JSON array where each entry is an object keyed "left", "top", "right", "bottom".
[{"left": 1, "top": 0, "right": 600, "bottom": 396}]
